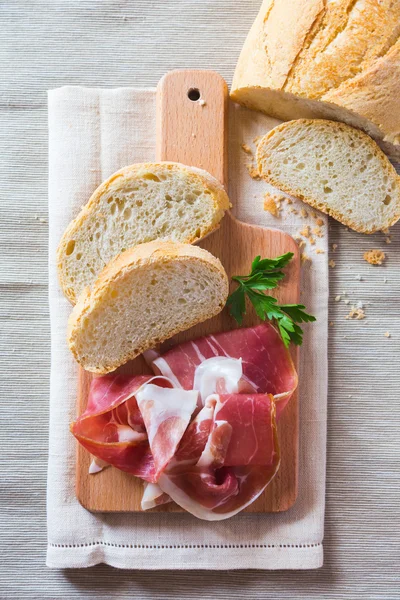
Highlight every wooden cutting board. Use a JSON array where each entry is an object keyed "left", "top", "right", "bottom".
[{"left": 76, "top": 70, "right": 300, "bottom": 513}]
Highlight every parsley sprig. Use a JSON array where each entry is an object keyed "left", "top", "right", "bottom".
[{"left": 226, "top": 252, "right": 316, "bottom": 347}]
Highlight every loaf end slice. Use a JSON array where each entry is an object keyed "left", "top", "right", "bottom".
[
  {"left": 256, "top": 119, "right": 400, "bottom": 233},
  {"left": 57, "top": 162, "right": 230, "bottom": 304},
  {"left": 68, "top": 241, "right": 229, "bottom": 374},
  {"left": 231, "top": 0, "right": 400, "bottom": 155}
]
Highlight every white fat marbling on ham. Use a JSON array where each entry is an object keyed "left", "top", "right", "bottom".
[
  {"left": 88, "top": 457, "right": 109, "bottom": 474},
  {"left": 142, "top": 348, "right": 161, "bottom": 369},
  {"left": 135, "top": 384, "right": 198, "bottom": 478},
  {"left": 141, "top": 482, "right": 171, "bottom": 511},
  {"left": 193, "top": 357, "right": 243, "bottom": 404},
  {"left": 151, "top": 357, "right": 183, "bottom": 388},
  {"left": 115, "top": 425, "right": 147, "bottom": 443}
]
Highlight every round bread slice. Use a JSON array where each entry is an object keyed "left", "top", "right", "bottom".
[
  {"left": 57, "top": 162, "right": 230, "bottom": 304},
  {"left": 68, "top": 241, "right": 229, "bottom": 374},
  {"left": 256, "top": 119, "right": 400, "bottom": 233}
]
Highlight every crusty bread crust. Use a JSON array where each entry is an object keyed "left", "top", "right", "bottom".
[
  {"left": 57, "top": 162, "right": 230, "bottom": 304},
  {"left": 231, "top": 0, "right": 400, "bottom": 151},
  {"left": 256, "top": 119, "right": 400, "bottom": 234},
  {"left": 68, "top": 241, "right": 229, "bottom": 374}
]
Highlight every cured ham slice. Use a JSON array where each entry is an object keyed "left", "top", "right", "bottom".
[
  {"left": 214, "top": 394, "right": 276, "bottom": 466},
  {"left": 174, "top": 396, "right": 216, "bottom": 463},
  {"left": 158, "top": 393, "right": 280, "bottom": 520},
  {"left": 139, "top": 397, "right": 215, "bottom": 510},
  {"left": 84, "top": 373, "right": 151, "bottom": 418},
  {"left": 151, "top": 323, "right": 297, "bottom": 417},
  {"left": 72, "top": 374, "right": 157, "bottom": 482},
  {"left": 135, "top": 384, "right": 198, "bottom": 479},
  {"left": 72, "top": 323, "right": 296, "bottom": 519}
]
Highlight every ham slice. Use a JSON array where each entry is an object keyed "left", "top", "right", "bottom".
[
  {"left": 174, "top": 395, "right": 217, "bottom": 463},
  {"left": 151, "top": 323, "right": 297, "bottom": 417},
  {"left": 135, "top": 384, "right": 198, "bottom": 479},
  {"left": 72, "top": 324, "right": 295, "bottom": 519},
  {"left": 158, "top": 393, "right": 280, "bottom": 520},
  {"left": 72, "top": 373, "right": 198, "bottom": 483},
  {"left": 72, "top": 374, "right": 162, "bottom": 482},
  {"left": 214, "top": 394, "right": 276, "bottom": 466}
]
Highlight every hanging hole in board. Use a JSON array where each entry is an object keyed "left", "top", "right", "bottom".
[{"left": 188, "top": 88, "right": 201, "bottom": 102}]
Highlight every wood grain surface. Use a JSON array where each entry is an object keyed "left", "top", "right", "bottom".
[{"left": 76, "top": 70, "right": 300, "bottom": 513}]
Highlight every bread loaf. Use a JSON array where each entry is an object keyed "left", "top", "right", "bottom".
[
  {"left": 57, "top": 162, "right": 230, "bottom": 304},
  {"left": 231, "top": 0, "right": 400, "bottom": 155},
  {"left": 68, "top": 241, "right": 229, "bottom": 374},
  {"left": 256, "top": 119, "right": 400, "bottom": 233}
]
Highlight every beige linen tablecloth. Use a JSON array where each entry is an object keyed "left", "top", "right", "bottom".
[
  {"left": 1, "top": 1, "right": 399, "bottom": 597},
  {"left": 47, "top": 86, "right": 328, "bottom": 570}
]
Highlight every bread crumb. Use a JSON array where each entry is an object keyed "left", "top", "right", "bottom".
[
  {"left": 309, "top": 236, "right": 316, "bottom": 245},
  {"left": 345, "top": 307, "right": 365, "bottom": 320},
  {"left": 363, "top": 249, "right": 385, "bottom": 265},
  {"left": 311, "top": 211, "right": 318, "bottom": 219},
  {"left": 329, "top": 321, "right": 334, "bottom": 327},
  {"left": 335, "top": 295, "right": 341, "bottom": 302},
  {"left": 315, "top": 217, "right": 324, "bottom": 226},
  {"left": 383, "top": 277, "right": 388, "bottom": 283},
  {"left": 199, "top": 99, "right": 206, "bottom": 107},
  {"left": 382, "top": 228, "right": 390, "bottom": 235},
  {"left": 299, "top": 225, "right": 310, "bottom": 238},
  {"left": 253, "top": 136, "right": 262, "bottom": 145},
  {"left": 39, "top": 218, "right": 47, "bottom": 223},
  {"left": 293, "top": 235, "right": 306, "bottom": 250},
  {"left": 355, "top": 274, "right": 362, "bottom": 281},
  {"left": 246, "top": 163, "right": 260, "bottom": 180},
  {"left": 315, "top": 248, "right": 325, "bottom": 254},
  {"left": 301, "top": 252, "right": 311, "bottom": 264},
  {"left": 345, "top": 306, "right": 366, "bottom": 320},
  {"left": 384, "top": 331, "right": 391, "bottom": 338},
  {"left": 344, "top": 299, "right": 350, "bottom": 305},
  {"left": 300, "top": 208, "right": 308, "bottom": 218},
  {"left": 332, "top": 244, "right": 338, "bottom": 251},
  {"left": 241, "top": 143, "right": 253, "bottom": 155},
  {"left": 285, "top": 197, "right": 293, "bottom": 205},
  {"left": 288, "top": 207, "right": 298, "bottom": 215},
  {"left": 329, "top": 259, "right": 336, "bottom": 268},
  {"left": 312, "top": 226, "right": 324, "bottom": 238},
  {"left": 385, "top": 235, "right": 392, "bottom": 244},
  {"left": 263, "top": 194, "right": 280, "bottom": 217}
]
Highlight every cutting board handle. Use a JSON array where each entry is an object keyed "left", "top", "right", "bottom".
[{"left": 156, "top": 70, "right": 228, "bottom": 186}]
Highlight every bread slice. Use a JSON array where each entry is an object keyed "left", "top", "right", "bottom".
[
  {"left": 256, "top": 120, "right": 400, "bottom": 233},
  {"left": 57, "top": 162, "right": 230, "bottom": 304},
  {"left": 231, "top": 0, "right": 400, "bottom": 157},
  {"left": 68, "top": 241, "right": 229, "bottom": 374}
]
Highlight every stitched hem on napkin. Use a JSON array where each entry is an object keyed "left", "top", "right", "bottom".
[{"left": 46, "top": 542, "right": 323, "bottom": 570}]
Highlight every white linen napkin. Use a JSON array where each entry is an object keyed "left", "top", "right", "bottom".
[{"left": 47, "top": 86, "right": 328, "bottom": 570}]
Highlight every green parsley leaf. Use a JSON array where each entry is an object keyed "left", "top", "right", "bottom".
[
  {"left": 227, "top": 253, "right": 316, "bottom": 347},
  {"left": 226, "top": 285, "right": 246, "bottom": 326}
]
